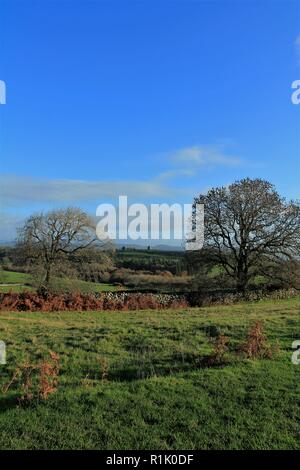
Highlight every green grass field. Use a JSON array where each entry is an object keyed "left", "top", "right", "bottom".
[
  {"left": 0, "top": 297, "right": 299, "bottom": 450},
  {"left": 0, "top": 270, "right": 119, "bottom": 293}
]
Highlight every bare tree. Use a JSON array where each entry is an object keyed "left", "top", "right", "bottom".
[
  {"left": 18, "top": 207, "right": 97, "bottom": 287},
  {"left": 192, "top": 178, "right": 300, "bottom": 292}
]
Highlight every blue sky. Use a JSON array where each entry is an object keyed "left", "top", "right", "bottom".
[{"left": 0, "top": 0, "right": 299, "bottom": 241}]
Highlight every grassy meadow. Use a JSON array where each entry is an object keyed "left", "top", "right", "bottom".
[
  {"left": 0, "top": 270, "right": 119, "bottom": 293},
  {"left": 0, "top": 297, "right": 299, "bottom": 450}
]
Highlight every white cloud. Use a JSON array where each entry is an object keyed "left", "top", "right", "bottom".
[
  {"left": 0, "top": 174, "right": 191, "bottom": 207},
  {"left": 168, "top": 145, "right": 242, "bottom": 168},
  {"left": 0, "top": 143, "right": 244, "bottom": 210},
  {"left": 0, "top": 142, "right": 245, "bottom": 241}
]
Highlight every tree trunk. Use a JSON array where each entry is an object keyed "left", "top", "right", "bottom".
[
  {"left": 236, "top": 270, "right": 248, "bottom": 294},
  {"left": 44, "top": 263, "right": 51, "bottom": 285}
]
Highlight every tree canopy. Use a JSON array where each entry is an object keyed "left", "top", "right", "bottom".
[
  {"left": 18, "top": 207, "right": 97, "bottom": 288},
  {"left": 192, "top": 178, "right": 300, "bottom": 292}
]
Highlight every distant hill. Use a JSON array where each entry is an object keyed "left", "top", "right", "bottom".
[
  {"left": 0, "top": 241, "right": 16, "bottom": 247},
  {"left": 115, "top": 243, "right": 184, "bottom": 252}
]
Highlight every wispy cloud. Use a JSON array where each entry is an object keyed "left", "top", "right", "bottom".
[
  {"left": 0, "top": 142, "right": 248, "bottom": 240},
  {"left": 0, "top": 140, "right": 248, "bottom": 241},
  {"left": 0, "top": 143, "right": 245, "bottom": 209},
  {"left": 168, "top": 144, "right": 243, "bottom": 168},
  {"left": 0, "top": 174, "right": 191, "bottom": 208}
]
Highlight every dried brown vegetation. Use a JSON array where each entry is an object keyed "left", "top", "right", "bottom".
[
  {"left": 206, "top": 334, "right": 230, "bottom": 366},
  {"left": 2, "top": 351, "right": 60, "bottom": 404},
  {"left": 240, "top": 321, "right": 274, "bottom": 359},
  {"left": 0, "top": 291, "right": 188, "bottom": 311}
]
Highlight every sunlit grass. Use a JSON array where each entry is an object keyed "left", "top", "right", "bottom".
[
  {"left": 0, "top": 297, "right": 299, "bottom": 449},
  {"left": 0, "top": 269, "right": 119, "bottom": 293}
]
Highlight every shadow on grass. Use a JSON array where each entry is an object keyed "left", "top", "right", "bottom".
[
  {"left": 98, "top": 352, "right": 231, "bottom": 382},
  {"left": 0, "top": 394, "right": 19, "bottom": 411}
]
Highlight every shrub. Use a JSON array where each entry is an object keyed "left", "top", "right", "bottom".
[
  {"left": 2, "top": 351, "right": 60, "bottom": 404},
  {"left": 207, "top": 334, "right": 230, "bottom": 366},
  {"left": 39, "top": 351, "right": 60, "bottom": 400},
  {"left": 240, "top": 321, "right": 273, "bottom": 359}
]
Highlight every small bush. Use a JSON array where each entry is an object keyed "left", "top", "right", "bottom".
[
  {"left": 240, "top": 321, "right": 273, "bottom": 359},
  {"left": 2, "top": 351, "right": 60, "bottom": 404},
  {"left": 206, "top": 334, "right": 230, "bottom": 366},
  {"left": 39, "top": 351, "right": 60, "bottom": 400}
]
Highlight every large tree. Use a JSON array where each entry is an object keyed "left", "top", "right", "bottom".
[
  {"left": 192, "top": 178, "right": 300, "bottom": 292},
  {"left": 18, "top": 207, "right": 97, "bottom": 287}
]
